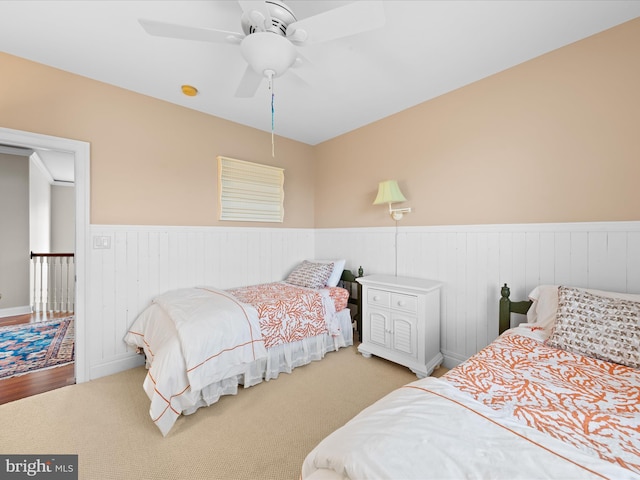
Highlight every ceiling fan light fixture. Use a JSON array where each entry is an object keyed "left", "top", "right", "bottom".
[
  {"left": 139, "top": 0, "right": 388, "bottom": 101},
  {"left": 240, "top": 31, "right": 296, "bottom": 78}
]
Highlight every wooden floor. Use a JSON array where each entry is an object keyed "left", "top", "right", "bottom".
[{"left": 0, "top": 311, "right": 76, "bottom": 405}]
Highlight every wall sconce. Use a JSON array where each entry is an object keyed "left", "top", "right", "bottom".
[{"left": 373, "top": 180, "right": 412, "bottom": 220}]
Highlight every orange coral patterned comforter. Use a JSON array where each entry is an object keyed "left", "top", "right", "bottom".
[
  {"left": 444, "top": 330, "right": 640, "bottom": 475},
  {"left": 227, "top": 282, "right": 349, "bottom": 348},
  {"left": 302, "top": 327, "right": 640, "bottom": 479}
]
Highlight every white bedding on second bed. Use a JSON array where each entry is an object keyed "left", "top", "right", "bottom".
[
  {"left": 302, "top": 319, "right": 640, "bottom": 479},
  {"left": 301, "top": 373, "right": 637, "bottom": 480}
]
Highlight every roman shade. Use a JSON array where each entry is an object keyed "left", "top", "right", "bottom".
[{"left": 217, "top": 155, "right": 284, "bottom": 222}]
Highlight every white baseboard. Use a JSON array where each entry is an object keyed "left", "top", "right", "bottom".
[
  {"left": 89, "top": 354, "right": 145, "bottom": 381},
  {"left": 441, "top": 350, "right": 467, "bottom": 370},
  {"left": 0, "top": 305, "right": 32, "bottom": 318}
]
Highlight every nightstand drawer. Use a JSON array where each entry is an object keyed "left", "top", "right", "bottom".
[
  {"left": 367, "top": 288, "right": 390, "bottom": 307},
  {"left": 391, "top": 293, "right": 417, "bottom": 313}
]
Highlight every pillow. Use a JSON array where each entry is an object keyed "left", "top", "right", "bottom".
[
  {"left": 285, "top": 261, "right": 334, "bottom": 289},
  {"left": 546, "top": 286, "right": 640, "bottom": 368},
  {"left": 313, "top": 259, "right": 346, "bottom": 287},
  {"left": 528, "top": 284, "right": 640, "bottom": 337},
  {"left": 527, "top": 285, "right": 563, "bottom": 335}
]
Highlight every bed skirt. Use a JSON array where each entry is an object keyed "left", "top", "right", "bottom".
[{"left": 180, "top": 308, "right": 353, "bottom": 416}]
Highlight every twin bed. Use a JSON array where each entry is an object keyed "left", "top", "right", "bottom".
[
  {"left": 124, "top": 259, "right": 356, "bottom": 436},
  {"left": 302, "top": 283, "right": 640, "bottom": 479}
]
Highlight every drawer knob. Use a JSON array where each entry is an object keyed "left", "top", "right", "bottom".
[
  {"left": 397, "top": 300, "right": 406, "bottom": 306},
  {"left": 373, "top": 295, "right": 380, "bottom": 301}
]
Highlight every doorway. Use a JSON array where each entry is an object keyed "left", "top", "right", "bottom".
[{"left": 0, "top": 127, "right": 89, "bottom": 383}]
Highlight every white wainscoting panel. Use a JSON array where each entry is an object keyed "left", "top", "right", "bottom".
[
  {"left": 87, "top": 222, "right": 640, "bottom": 378},
  {"left": 87, "top": 225, "right": 314, "bottom": 379},
  {"left": 315, "top": 221, "right": 640, "bottom": 368}
]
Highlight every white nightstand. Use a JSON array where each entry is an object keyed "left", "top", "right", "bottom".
[{"left": 356, "top": 275, "right": 443, "bottom": 378}]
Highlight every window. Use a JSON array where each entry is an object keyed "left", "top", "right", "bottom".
[{"left": 217, "top": 156, "right": 284, "bottom": 222}]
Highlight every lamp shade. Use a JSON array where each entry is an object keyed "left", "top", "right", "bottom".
[{"left": 373, "top": 180, "right": 407, "bottom": 205}]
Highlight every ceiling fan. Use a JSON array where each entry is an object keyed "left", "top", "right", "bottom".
[{"left": 139, "top": 1, "right": 386, "bottom": 97}]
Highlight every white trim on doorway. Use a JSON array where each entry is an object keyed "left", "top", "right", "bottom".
[{"left": 0, "top": 127, "right": 90, "bottom": 383}]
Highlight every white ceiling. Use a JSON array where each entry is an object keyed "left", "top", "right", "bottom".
[
  {"left": 1, "top": 0, "right": 639, "bottom": 148},
  {"left": 33, "top": 149, "right": 76, "bottom": 184}
]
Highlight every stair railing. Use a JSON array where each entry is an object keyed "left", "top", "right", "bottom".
[{"left": 30, "top": 252, "right": 75, "bottom": 313}]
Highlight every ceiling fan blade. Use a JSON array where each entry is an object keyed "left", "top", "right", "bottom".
[
  {"left": 235, "top": 65, "right": 265, "bottom": 97},
  {"left": 238, "top": 1, "right": 273, "bottom": 32},
  {"left": 286, "top": 1, "right": 385, "bottom": 45},
  {"left": 286, "top": 69, "right": 311, "bottom": 90},
  {"left": 288, "top": 53, "right": 315, "bottom": 85},
  {"left": 289, "top": 53, "right": 338, "bottom": 91},
  {"left": 139, "top": 18, "right": 244, "bottom": 44}
]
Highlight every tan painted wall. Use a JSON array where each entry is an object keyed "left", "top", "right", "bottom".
[
  {"left": 2, "top": 18, "right": 639, "bottom": 230},
  {"left": 0, "top": 53, "right": 316, "bottom": 227},
  {"left": 314, "top": 18, "right": 640, "bottom": 228}
]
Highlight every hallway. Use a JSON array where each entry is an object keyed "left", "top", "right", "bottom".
[{"left": 0, "top": 311, "right": 75, "bottom": 404}]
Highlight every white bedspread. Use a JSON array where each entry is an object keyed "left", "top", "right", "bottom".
[
  {"left": 125, "top": 287, "right": 267, "bottom": 435},
  {"left": 153, "top": 287, "right": 267, "bottom": 391},
  {"left": 302, "top": 376, "right": 639, "bottom": 480}
]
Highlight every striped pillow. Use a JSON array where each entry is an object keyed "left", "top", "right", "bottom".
[
  {"left": 546, "top": 286, "right": 640, "bottom": 368},
  {"left": 285, "top": 261, "right": 334, "bottom": 289}
]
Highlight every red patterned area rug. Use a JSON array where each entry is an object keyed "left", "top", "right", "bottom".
[{"left": 0, "top": 316, "right": 74, "bottom": 379}]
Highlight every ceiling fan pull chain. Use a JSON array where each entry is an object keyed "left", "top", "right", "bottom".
[{"left": 270, "top": 73, "right": 275, "bottom": 157}]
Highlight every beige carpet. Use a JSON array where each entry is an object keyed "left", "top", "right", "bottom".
[{"left": 0, "top": 345, "right": 446, "bottom": 479}]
